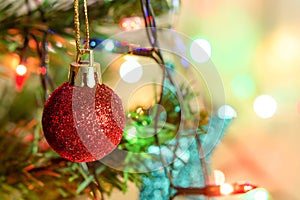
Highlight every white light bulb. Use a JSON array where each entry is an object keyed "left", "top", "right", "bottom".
[
  {"left": 220, "top": 183, "right": 234, "bottom": 195},
  {"left": 253, "top": 95, "right": 277, "bottom": 118},
  {"left": 119, "top": 60, "right": 143, "bottom": 83},
  {"left": 16, "top": 64, "right": 27, "bottom": 76}
]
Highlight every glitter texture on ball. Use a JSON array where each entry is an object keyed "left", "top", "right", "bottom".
[{"left": 42, "top": 82, "right": 125, "bottom": 162}]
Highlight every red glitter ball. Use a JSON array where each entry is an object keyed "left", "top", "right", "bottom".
[{"left": 42, "top": 82, "right": 125, "bottom": 162}]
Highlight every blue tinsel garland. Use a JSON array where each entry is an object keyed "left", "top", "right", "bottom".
[{"left": 139, "top": 117, "right": 231, "bottom": 200}]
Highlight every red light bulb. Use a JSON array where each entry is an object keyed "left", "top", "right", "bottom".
[{"left": 15, "top": 64, "right": 28, "bottom": 91}]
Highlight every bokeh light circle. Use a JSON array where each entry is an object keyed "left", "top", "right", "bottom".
[
  {"left": 253, "top": 94, "right": 277, "bottom": 118},
  {"left": 189, "top": 38, "right": 211, "bottom": 63},
  {"left": 231, "top": 74, "right": 256, "bottom": 99},
  {"left": 254, "top": 190, "right": 269, "bottom": 200},
  {"left": 119, "top": 60, "right": 143, "bottom": 83},
  {"left": 217, "top": 105, "right": 237, "bottom": 119},
  {"left": 213, "top": 170, "right": 226, "bottom": 185},
  {"left": 16, "top": 64, "right": 27, "bottom": 76}
]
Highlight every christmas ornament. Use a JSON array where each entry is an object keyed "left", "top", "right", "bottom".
[
  {"left": 42, "top": 0, "right": 125, "bottom": 162},
  {"left": 42, "top": 57, "right": 125, "bottom": 162}
]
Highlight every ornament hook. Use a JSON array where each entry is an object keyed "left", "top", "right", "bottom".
[{"left": 70, "top": 0, "right": 101, "bottom": 87}]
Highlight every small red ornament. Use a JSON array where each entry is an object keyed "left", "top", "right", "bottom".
[{"left": 42, "top": 50, "right": 125, "bottom": 162}]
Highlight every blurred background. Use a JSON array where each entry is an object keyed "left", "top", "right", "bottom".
[
  {"left": 1, "top": 0, "right": 300, "bottom": 199},
  {"left": 176, "top": 0, "right": 300, "bottom": 199}
]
